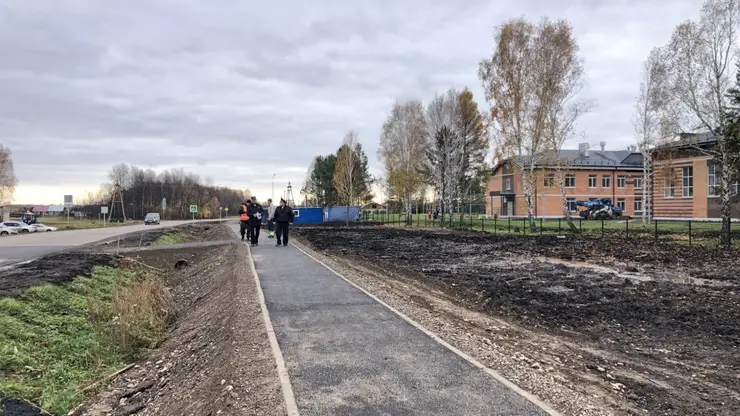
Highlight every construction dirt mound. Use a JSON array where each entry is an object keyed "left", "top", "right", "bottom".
[
  {"left": 294, "top": 225, "right": 740, "bottom": 416},
  {"left": 78, "top": 242, "right": 284, "bottom": 416},
  {"left": 0, "top": 252, "right": 118, "bottom": 297}
]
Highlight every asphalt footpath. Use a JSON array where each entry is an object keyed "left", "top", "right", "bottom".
[{"left": 244, "top": 232, "right": 551, "bottom": 416}]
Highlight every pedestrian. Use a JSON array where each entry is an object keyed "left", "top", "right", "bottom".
[
  {"left": 247, "top": 196, "right": 264, "bottom": 246},
  {"left": 266, "top": 198, "right": 276, "bottom": 239},
  {"left": 272, "top": 198, "right": 294, "bottom": 247},
  {"left": 238, "top": 202, "right": 249, "bottom": 241}
]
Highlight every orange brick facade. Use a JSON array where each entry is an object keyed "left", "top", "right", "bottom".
[{"left": 487, "top": 161, "right": 644, "bottom": 217}]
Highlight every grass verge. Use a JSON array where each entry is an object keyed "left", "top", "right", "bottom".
[
  {"left": 0, "top": 265, "right": 174, "bottom": 415},
  {"left": 151, "top": 232, "right": 186, "bottom": 246}
]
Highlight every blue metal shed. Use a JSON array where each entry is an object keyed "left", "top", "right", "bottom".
[
  {"left": 292, "top": 207, "right": 323, "bottom": 224},
  {"left": 323, "top": 206, "right": 361, "bottom": 222}
]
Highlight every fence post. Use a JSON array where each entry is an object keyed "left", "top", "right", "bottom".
[
  {"left": 481, "top": 217, "right": 485, "bottom": 233},
  {"left": 729, "top": 220, "right": 732, "bottom": 249},
  {"left": 494, "top": 216, "right": 497, "bottom": 235},
  {"left": 625, "top": 218, "right": 629, "bottom": 239},
  {"left": 469, "top": 215, "right": 473, "bottom": 231},
  {"left": 579, "top": 218, "right": 583, "bottom": 233},
  {"left": 523, "top": 217, "right": 527, "bottom": 234},
  {"left": 688, "top": 220, "right": 692, "bottom": 246},
  {"left": 508, "top": 217, "right": 511, "bottom": 234},
  {"left": 601, "top": 218, "right": 604, "bottom": 239},
  {"left": 540, "top": 217, "right": 543, "bottom": 236},
  {"left": 654, "top": 218, "right": 658, "bottom": 241},
  {"left": 558, "top": 218, "right": 561, "bottom": 234}
]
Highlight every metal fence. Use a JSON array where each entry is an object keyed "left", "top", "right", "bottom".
[{"left": 360, "top": 212, "right": 737, "bottom": 248}]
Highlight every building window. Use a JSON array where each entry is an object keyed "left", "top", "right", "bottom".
[
  {"left": 565, "top": 174, "right": 576, "bottom": 188},
  {"left": 504, "top": 176, "right": 512, "bottom": 191},
  {"left": 566, "top": 198, "right": 577, "bottom": 212},
  {"left": 544, "top": 174, "right": 555, "bottom": 188},
  {"left": 682, "top": 167, "right": 693, "bottom": 197},
  {"left": 617, "top": 198, "right": 626, "bottom": 210},
  {"left": 634, "top": 177, "right": 643, "bottom": 189},
  {"left": 708, "top": 164, "right": 719, "bottom": 196},
  {"left": 588, "top": 175, "right": 597, "bottom": 188},
  {"left": 664, "top": 178, "right": 675, "bottom": 198},
  {"left": 617, "top": 176, "right": 626, "bottom": 188},
  {"left": 634, "top": 198, "right": 643, "bottom": 213},
  {"left": 602, "top": 175, "right": 611, "bottom": 188}
]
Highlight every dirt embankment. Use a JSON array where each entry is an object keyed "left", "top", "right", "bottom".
[
  {"left": 99, "top": 222, "right": 234, "bottom": 249},
  {"left": 293, "top": 225, "right": 740, "bottom": 416},
  {"left": 79, "top": 243, "right": 284, "bottom": 416}
]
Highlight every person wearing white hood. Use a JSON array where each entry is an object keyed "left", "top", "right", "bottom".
[{"left": 266, "top": 198, "right": 276, "bottom": 238}]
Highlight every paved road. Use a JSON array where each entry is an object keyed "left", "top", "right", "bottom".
[
  {"left": 242, "top": 228, "right": 550, "bottom": 415},
  {"left": 0, "top": 220, "right": 227, "bottom": 264}
]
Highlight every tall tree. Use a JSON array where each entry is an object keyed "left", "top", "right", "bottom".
[
  {"left": 456, "top": 88, "right": 490, "bottom": 217},
  {"left": 352, "top": 143, "right": 374, "bottom": 205},
  {"left": 0, "top": 144, "right": 18, "bottom": 207},
  {"left": 379, "top": 100, "right": 428, "bottom": 224},
  {"left": 425, "top": 90, "right": 464, "bottom": 226},
  {"left": 633, "top": 47, "right": 672, "bottom": 226},
  {"left": 333, "top": 130, "right": 360, "bottom": 225},
  {"left": 302, "top": 154, "right": 338, "bottom": 206},
  {"left": 534, "top": 18, "right": 592, "bottom": 229},
  {"left": 662, "top": 0, "right": 740, "bottom": 246},
  {"left": 479, "top": 18, "right": 544, "bottom": 231}
]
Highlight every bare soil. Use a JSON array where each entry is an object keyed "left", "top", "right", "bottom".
[
  {"left": 293, "top": 225, "right": 740, "bottom": 416},
  {"left": 98, "top": 222, "right": 233, "bottom": 249}
]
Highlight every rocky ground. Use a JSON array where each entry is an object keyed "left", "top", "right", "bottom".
[{"left": 293, "top": 225, "right": 740, "bottom": 416}]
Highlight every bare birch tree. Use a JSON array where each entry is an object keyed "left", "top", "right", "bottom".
[
  {"left": 0, "top": 144, "right": 18, "bottom": 207},
  {"left": 333, "top": 130, "right": 360, "bottom": 226},
  {"left": 633, "top": 47, "right": 672, "bottom": 226},
  {"left": 662, "top": 0, "right": 740, "bottom": 246},
  {"left": 379, "top": 100, "right": 428, "bottom": 224}
]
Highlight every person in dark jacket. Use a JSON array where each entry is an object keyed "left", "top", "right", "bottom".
[
  {"left": 272, "top": 198, "right": 294, "bottom": 247},
  {"left": 238, "top": 202, "right": 249, "bottom": 241},
  {"left": 246, "top": 196, "right": 264, "bottom": 246}
]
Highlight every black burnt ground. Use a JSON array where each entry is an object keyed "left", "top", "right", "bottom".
[{"left": 294, "top": 225, "right": 740, "bottom": 416}]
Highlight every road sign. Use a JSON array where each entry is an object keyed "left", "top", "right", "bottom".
[
  {"left": 64, "top": 195, "right": 73, "bottom": 207},
  {"left": 189, "top": 205, "right": 197, "bottom": 213},
  {"left": 162, "top": 197, "right": 167, "bottom": 211},
  {"left": 100, "top": 206, "right": 108, "bottom": 214}
]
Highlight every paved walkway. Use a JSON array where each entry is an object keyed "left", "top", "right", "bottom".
[{"left": 246, "top": 235, "right": 551, "bottom": 415}]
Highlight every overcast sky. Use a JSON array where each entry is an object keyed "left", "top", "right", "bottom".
[{"left": 2, "top": 0, "right": 700, "bottom": 204}]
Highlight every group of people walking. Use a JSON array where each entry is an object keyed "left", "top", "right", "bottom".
[{"left": 238, "top": 196, "right": 294, "bottom": 247}]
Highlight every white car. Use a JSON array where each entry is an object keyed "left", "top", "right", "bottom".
[
  {"left": 0, "top": 221, "right": 36, "bottom": 233},
  {"left": 31, "top": 223, "right": 58, "bottom": 232},
  {"left": 0, "top": 224, "right": 18, "bottom": 236}
]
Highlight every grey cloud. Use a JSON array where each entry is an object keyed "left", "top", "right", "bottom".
[{"left": 0, "top": 0, "right": 703, "bottom": 202}]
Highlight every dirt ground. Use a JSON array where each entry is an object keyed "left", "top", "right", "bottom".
[
  {"left": 2, "top": 223, "right": 285, "bottom": 416},
  {"left": 293, "top": 225, "right": 740, "bottom": 416},
  {"left": 97, "top": 222, "right": 234, "bottom": 249}
]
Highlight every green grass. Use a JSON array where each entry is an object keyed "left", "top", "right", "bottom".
[
  {"left": 0, "top": 266, "right": 172, "bottom": 415},
  {"left": 151, "top": 232, "right": 186, "bottom": 246}
]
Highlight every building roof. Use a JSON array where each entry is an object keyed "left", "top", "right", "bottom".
[{"left": 493, "top": 148, "right": 644, "bottom": 173}]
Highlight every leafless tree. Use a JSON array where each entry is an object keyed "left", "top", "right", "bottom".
[
  {"left": 662, "top": 0, "right": 740, "bottom": 245},
  {"left": 333, "top": 130, "right": 360, "bottom": 225},
  {"left": 0, "top": 144, "right": 18, "bottom": 207},
  {"left": 379, "top": 100, "right": 428, "bottom": 224},
  {"left": 633, "top": 47, "right": 673, "bottom": 226}
]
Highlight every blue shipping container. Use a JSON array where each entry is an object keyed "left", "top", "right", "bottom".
[
  {"left": 292, "top": 207, "right": 323, "bottom": 224},
  {"left": 323, "top": 206, "right": 361, "bottom": 222}
]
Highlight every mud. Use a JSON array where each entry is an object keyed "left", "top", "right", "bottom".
[
  {"left": 0, "top": 252, "right": 118, "bottom": 297},
  {"left": 294, "top": 225, "right": 740, "bottom": 416}
]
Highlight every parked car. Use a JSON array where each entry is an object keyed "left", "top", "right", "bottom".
[
  {"left": 0, "top": 224, "right": 18, "bottom": 236},
  {"left": 31, "top": 223, "right": 58, "bottom": 232},
  {"left": 0, "top": 221, "right": 36, "bottom": 233},
  {"left": 144, "top": 213, "right": 161, "bottom": 225}
]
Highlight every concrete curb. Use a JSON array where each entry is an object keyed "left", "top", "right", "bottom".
[
  {"left": 291, "top": 241, "right": 561, "bottom": 416},
  {"left": 230, "top": 227, "right": 299, "bottom": 416}
]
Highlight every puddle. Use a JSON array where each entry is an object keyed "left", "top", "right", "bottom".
[{"left": 533, "top": 257, "right": 733, "bottom": 287}]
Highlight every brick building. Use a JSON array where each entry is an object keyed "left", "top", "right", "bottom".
[
  {"left": 487, "top": 142, "right": 645, "bottom": 217},
  {"left": 652, "top": 132, "right": 739, "bottom": 218}
]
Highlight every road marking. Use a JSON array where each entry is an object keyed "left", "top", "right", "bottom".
[
  {"left": 230, "top": 227, "right": 299, "bottom": 416},
  {"left": 291, "top": 241, "right": 561, "bottom": 416}
]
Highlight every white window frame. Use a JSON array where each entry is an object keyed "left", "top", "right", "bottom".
[
  {"left": 565, "top": 174, "right": 576, "bottom": 188},
  {"left": 544, "top": 174, "right": 555, "bottom": 188},
  {"left": 566, "top": 197, "right": 577, "bottom": 212},
  {"left": 682, "top": 166, "right": 693, "bottom": 198},
  {"left": 617, "top": 176, "right": 626, "bottom": 188},
  {"left": 634, "top": 198, "right": 643, "bottom": 213},
  {"left": 602, "top": 175, "right": 611, "bottom": 188},
  {"left": 708, "top": 164, "right": 719, "bottom": 197},
  {"left": 634, "top": 177, "right": 643, "bottom": 189},
  {"left": 664, "top": 178, "right": 675, "bottom": 198},
  {"left": 588, "top": 175, "right": 597, "bottom": 188},
  {"left": 504, "top": 176, "right": 512, "bottom": 191},
  {"left": 616, "top": 198, "right": 626, "bottom": 210}
]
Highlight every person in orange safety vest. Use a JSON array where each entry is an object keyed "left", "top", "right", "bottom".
[{"left": 238, "top": 202, "right": 249, "bottom": 240}]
